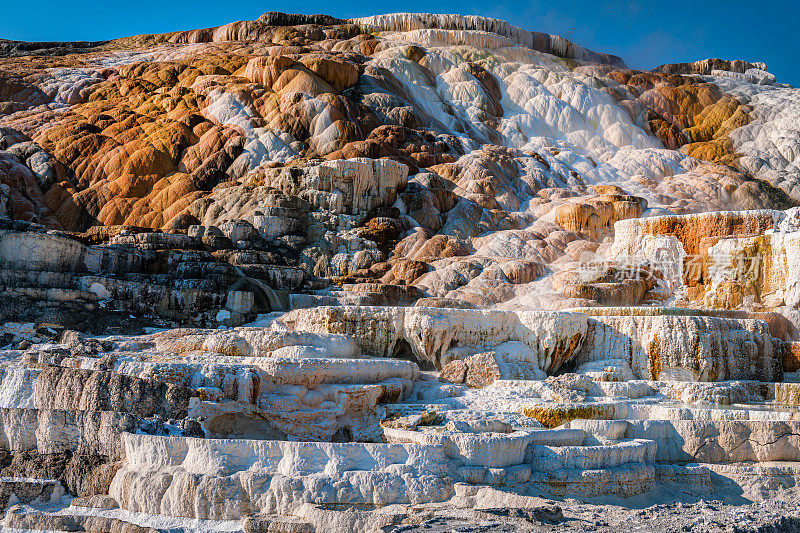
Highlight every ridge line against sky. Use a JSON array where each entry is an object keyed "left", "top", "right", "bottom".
[{"left": 1, "top": 0, "right": 796, "bottom": 87}]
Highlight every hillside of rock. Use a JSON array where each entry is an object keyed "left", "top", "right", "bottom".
[{"left": 2, "top": 11, "right": 800, "bottom": 533}]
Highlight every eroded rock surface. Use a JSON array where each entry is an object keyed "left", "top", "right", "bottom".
[{"left": 3, "top": 9, "right": 800, "bottom": 533}]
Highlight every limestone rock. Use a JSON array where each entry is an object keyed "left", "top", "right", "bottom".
[
  {"left": 275, "top": 306, "right": 587, "bottom": 371},
  {"left": 574, "top": 307, "right": 782, "bottom": 382},
  {"left": 464, "top": 352, "right": 503, "bottom": 388}
]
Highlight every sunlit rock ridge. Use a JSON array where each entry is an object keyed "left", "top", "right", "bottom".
[{"left": 2, "top": 11, "right": 800, "bottom": 532}]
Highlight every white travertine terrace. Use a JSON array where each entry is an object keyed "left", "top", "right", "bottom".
[
  {"left": 574, "top": 309, "right": 781, "bottom": 382},
  {"left": 351, "top": 13, "right": 627, "bottom": 67},
  {"left": 111, "top": 433, "right": 455, "bottom": 519},
  {"left": 274, "top": 306, "right": 588, "bottom": 371}
]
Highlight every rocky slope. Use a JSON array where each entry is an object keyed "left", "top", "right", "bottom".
[{"left": 2, "top": 11, "right": 800, "bottom": 533}]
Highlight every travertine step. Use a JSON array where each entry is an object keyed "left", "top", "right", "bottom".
[
  {"left": 655, "top": 463, "right": 714, "bottom": 492},
  {"left": 77, "top": 276, "right": 225, "bottom": 313},
  {"left": 571, "top": 419, "right": 800, "bottom": 464},
  {"left": 1, "top": 287, "right": 97, "bottom": 304},
  {"left": 3, "top": 505, "right": 160, "bottom": 532},
  {"left": 236, "top": 264, "right": 305, "bottom": 290},
  {"left": 526, "top": 438, "right": 657, "bottom": 470},
  {"left": 528, "top": 463, "right": 655, "bottom": 497},
  {"left": 243, "top": 514, "right": 315, "bottom": 532},
  {"left": 174, "top": 260, "right": 236, "bottom": 280},
  {"left": 289, "top": 292, "right": 374, "bottom": 309},
  {"left": 703, "top": 462, "right": 800, "bottom": 500},
  {"left": 0, "top": 477, "right": 65, "bottom": 511},
  {"left": 0, "top": 365, "right": 191, "bottom": 418},
  {"left": 276, "top": 306, "right": 588, "bottom": 372},
  {"left": 571, "top": 306, "right": 783, "bottom": 382},
  {"left": 0, "top": 268, "right": 74, "bottom": 289},
  {"left": 109, "top": 433, "right": 454, "bottom": 519},
  {"left": 631, "top": 403, "right": 796, "bottom": 421},
  {"left": 527, "top": 427, "right": 586, "bottom": 446},
  {"left": 0, "top": 407, "right": 133, "bottom": 458},
  {"left": 774, "top": 382, "right": 800, "bottom": 405}
]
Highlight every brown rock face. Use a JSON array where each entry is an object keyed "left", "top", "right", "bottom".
[
  {"left": 329, "top": 124, "right": 462, "bottom": 172},
  {"left": 553, "top": 265, "right": 658, "bottom": 307},
  {"left": 0, "top": 12, "right": 795, "bottom": 318},
  {"left": 653, "top": 58, "right": 767, "bottom": 76},
  {"left": 382, "top": 259, "right": 430, "bottom": 285},
  {"left": 414, "top": 297, "right": 477, "bottom": 309},
  {"left": 408, "top": 234, "right": 472, "bottom": 262},
  {"left": 438, "top": 352, "right": 508, "bottom": 389},
  {"left": 554, "top": 192, "right": 647, "bottom": 237},
  {"left": 244, "top": 53, "right": 360, "bottom": 95},
  {"left": 464, "top": 352, "right": 503, "bottom": 388},
  {"left": 784, "top": 342, "right": 800, "bottom": 373},
  {"left": 34, "top": 367, "right": 192, "bottom": 419},
  {"left": 498, "top": 260, "right": 544, "bottom": 284},
  {"left": 644, "top": 211, "right": 776, "bottom": 259},
  {"left": 642, "top": 210, "right": 776, "bottom": 288},
  {"left": 576, "top": 65, "right": 762, "bottom": 171},
  {"left": 439, "top": 359, "right": 468, "bottom": 384}
]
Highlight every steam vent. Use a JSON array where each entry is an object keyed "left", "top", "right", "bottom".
[{"left": 3, "top": 10, "right": 800, "bottom": 532}]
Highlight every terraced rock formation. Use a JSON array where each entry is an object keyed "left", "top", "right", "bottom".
[{"left": 2, "top": 10, "right": 800, "bottom": 533}]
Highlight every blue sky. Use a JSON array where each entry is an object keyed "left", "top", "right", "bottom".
[{"left": 2, "top": 0, "right": 796, "bottom": 87}]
